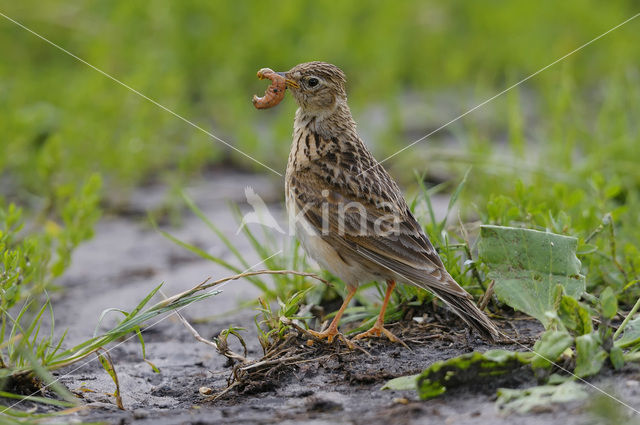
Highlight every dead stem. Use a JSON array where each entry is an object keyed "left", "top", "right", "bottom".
[
  {"left": 505, "top": 320, "right": 520, "bottom": 339},
  {"left": 478, "top": 280, "right": 495, "bottom": 311},
  {"left": 162, "top": 290, "right": 249, "bottom": 364},
  {"left": 154, "top": 270, "right": 331, "bottom": 310},
  {"left": 202, "top": 325, "right": 373, "bottom": 402}
]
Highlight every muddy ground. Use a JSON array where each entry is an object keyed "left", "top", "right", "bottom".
[{"left": 12, "top": 171, "right": 640, "bottom": 424}]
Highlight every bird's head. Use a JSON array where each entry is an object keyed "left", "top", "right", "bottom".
[{"left": 279, "top": 62, "right": 347, "bottom": 116}]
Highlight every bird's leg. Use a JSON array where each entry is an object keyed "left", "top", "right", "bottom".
[
  {"left": 353, "top": 280, "right": 403, "bottom": 344},
  {"left": 307, "top": 286, "right": 357, "bottom": 345}
]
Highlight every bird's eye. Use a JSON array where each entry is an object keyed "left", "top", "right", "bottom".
[{"left": 307, "top": 77, "right": 319, "bottom": 87}]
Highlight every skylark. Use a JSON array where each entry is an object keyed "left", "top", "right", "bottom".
[{"left": 268, "top": 62, "right": 499, "bottom": 343}]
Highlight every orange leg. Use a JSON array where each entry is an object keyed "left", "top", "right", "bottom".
[
  {"left": 307, "top": 286, "right": 357, "bottom": 344},
  {"left": 353, "top": 280, "right": 402, "bottom": 343}
]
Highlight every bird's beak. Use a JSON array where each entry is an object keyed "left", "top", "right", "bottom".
[{"left": 277, "top": 72, "right": 299, "bottom": 89}]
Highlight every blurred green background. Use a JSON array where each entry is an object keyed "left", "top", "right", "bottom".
[{"left": 1, "top": 1, "right": 638, "bottom": 206}]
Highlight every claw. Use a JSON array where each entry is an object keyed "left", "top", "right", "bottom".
[
  {"left": 353, "top": 324, "right": 409, "bottom": 348},
  {"left": 306, "top": 327, "right": 355, "bottom": 350},
  {"left": 307, "top": 327, "right": 339, "bottom": 343}
]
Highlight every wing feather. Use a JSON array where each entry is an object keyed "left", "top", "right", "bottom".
[{"left": 290, "top": 170, "right": 468, "bottom": 297}]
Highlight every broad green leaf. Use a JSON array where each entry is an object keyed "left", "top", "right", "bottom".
[
  {"left": 615, "top": 316, "right": 640, "bottom": 349},
  {"left": 609, "top": 346, "right": 624, "bottom": 370},
  {"left": 381, "top": 374, "right": 419, "bottom": 391},
  {"left": 547, "top": 373, "right": 570, "bottom": 385},
  {"left": 478, "top": 225, "right": 585, "bottom": 327},
  {"left": 531, "top": 330, "right": 573, "bottom": 370},
  {"left": 574, "top": 333, "right": 607, "bottom": 378},
  {"left": 415, "top": 350, "right": 532, "bottom": 400},
  {"left": 557, "top": 295, "right": 592, "bottom": 335},
  {"left": 497, "top": 381, "right": 588, "bottom": 414},
  {"left": 599, "top": 287, "right": 617, "bottom": 320}
]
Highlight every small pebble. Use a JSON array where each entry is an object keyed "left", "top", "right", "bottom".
[
  {"left": 84, "top": 401, "right": 120, "bottom": 411},
  {"left": 393, "top": 397, "right": 409, "bottom": 405},
  {"left": 133, "top": 409, "right": 149, "bottom": 419},
  {"left": 199, "top": 386, "right": 213, "bottom": 395}
]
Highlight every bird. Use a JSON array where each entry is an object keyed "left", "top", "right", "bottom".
[{"left": 277, "top": 61, "right": 499, "bottom": 344}]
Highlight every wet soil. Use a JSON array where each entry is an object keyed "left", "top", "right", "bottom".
[{"left": 9, "top": 171, "right": 640, "bottom": 424}]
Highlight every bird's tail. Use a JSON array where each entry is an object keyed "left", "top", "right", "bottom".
[{"left": 430, "top": 285, "right": 500, "bottom": 341}]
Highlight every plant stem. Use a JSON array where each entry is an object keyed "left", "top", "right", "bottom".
[
  {"left": 605, "top": 213, "right": 629, "bottom": 283},
  {"left": 613, "top": 295, "right": 640, "bottom": 340}
]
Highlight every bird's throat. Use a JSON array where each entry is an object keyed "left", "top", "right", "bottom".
[{"left": 294, "top": 101, "right": 356, "bottom": 141}]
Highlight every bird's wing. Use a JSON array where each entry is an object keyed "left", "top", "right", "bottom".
[{"left": 289, "top": 167, "right": 469, "bottom": 298}]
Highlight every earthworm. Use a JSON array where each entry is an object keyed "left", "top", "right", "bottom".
[{"left": 252, "top": 68, "right": 286, "bottom": 109}]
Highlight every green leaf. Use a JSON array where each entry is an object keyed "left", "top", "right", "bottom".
[
  {"left": 531, "top": 330, "right": 573, "bottom": 370},
  {"left": 574, "top": 333, "right": 607, "bottom": 378},
  {"left": 557, "top": 295, "right": 592, "bottom": 335},
  {"left": 547, "top": 373, "right": 570, "bottom": 385},
  {"left": 0, "top": 391, "right": 75, "bottom": 408},
  {"left": 497, "top": 381, "right": 588, "bottom": 414},
  {"left": 415, "top": 350, "right": 532, "bottom": 400},
  {"left": 128, "top": 283, "right": 164, "bottom": 319},
  {"left": 135, "top": 327, "right": 160, "bottom": 373},
  {"left": 12, "top": 346, "right": 77, "bottom": 404},
  {"left": 478, "top": 225, "right": 585, "bottom": 327},
  {"left": 609, "top": 346, "right": 624, "bottom": 370},
  {"left": 97, "top": 349, "right": 124, "bottom": 410},
  {"left": 439, "top": 167, "right": 470, "bottom": 230},
  {"left": 615, "top": 316, "right": 640, "bottom": 348},
  {"left": 600, "top": 287, "right": 617, "bottom": 320},
  {"left": 381, "top": 374, "right": 419, "bottom": 391}
]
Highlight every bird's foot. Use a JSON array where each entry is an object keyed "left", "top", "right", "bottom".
[
  {"left": 305, "top": 327, "right": 355, "bottom": 349},
  {"left": 353, "top": 323, "right": 408, "bottom": 348}
]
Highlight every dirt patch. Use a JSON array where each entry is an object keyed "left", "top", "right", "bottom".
[
  {"left": 61, "top": 318, "right": 543, "bottom": 425},
  {"left": 7, "top": 172, "right": 640, "bottom": 425}
]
